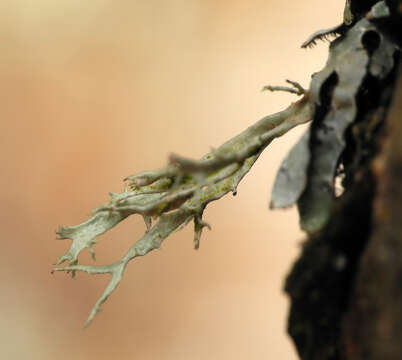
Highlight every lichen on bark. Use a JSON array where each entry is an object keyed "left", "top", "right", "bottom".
[{"left": 53, "top": 5, "right": 402, "bottom": 354}]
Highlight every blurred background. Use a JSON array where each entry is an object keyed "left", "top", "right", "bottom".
[{"left": 0, "top": 1, "right": 344, "bottom": 359}]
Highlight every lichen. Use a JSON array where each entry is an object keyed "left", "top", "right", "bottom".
[{"left": 53, "top": 82, "right": 312, "bottom": 326}]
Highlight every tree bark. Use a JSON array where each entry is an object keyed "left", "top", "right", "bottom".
[
  {"left": 341, "top": 61, "right": 402, "bottom": 360},
  {"left": 284, "top": 2, "right": 402, "bottom": 359},
  {"left": 286, "top": 56, "right": 402, "bottom": 360}
]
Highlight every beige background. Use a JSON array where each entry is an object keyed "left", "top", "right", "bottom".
[{"left": 1, "top": 1, "right": 343, "bottom": 359}]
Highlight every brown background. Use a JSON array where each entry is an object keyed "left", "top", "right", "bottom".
[{"left": 0, "top": 1, "right": 343, "bottom": 359}]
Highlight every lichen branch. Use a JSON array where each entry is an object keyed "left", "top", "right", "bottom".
[
  {"left": 262, "top": 80, "right": 306, "bottom": 95},
  {"left": 53, "top": 85, "right": 312, "bottom": 326}
]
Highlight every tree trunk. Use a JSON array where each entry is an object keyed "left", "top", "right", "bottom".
[
  {"left": 284, "top": 2, "right": 402, "bottom": 359},
  {"left": 341, "top": 61, "right": 402, "bottom": 360}
]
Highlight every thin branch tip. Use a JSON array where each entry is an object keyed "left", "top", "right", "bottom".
[{"left": 262, "top": 80, "right": 306, "bottom": 96}]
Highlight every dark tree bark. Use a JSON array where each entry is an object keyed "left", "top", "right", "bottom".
[
  {"left": 284, "top": 1, "right": 402, "bottom": 359},
  {"left": 341, "top": 61, "right": 402, "bottom": 360}
]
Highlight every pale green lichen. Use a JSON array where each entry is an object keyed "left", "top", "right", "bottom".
[{"left": 53, "top": 82, "right": 312, "bottom": 326}]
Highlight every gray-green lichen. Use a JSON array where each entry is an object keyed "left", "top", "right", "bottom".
[{"left": 53, "top": 82, "right": 312, "bottom": 326}]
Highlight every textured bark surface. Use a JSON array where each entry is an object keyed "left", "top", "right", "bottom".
[
  {"left": 286, "top": 170, "right": 375, "bottom": 360},
  {"left": 342, "top": 62, "right": 402, "bottom": 360},
  {"left": 286, "top": 56, "right": 401, "bottom": 360},
  {"left": 285, "top": 1, "right": 402, "bottom": 359}
]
